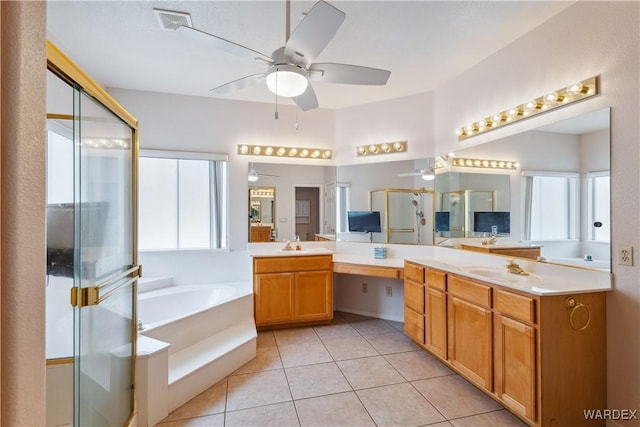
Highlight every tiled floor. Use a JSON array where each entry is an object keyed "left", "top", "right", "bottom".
[{"left": 157, "top": 312, "right": 527, "bottom": 427}]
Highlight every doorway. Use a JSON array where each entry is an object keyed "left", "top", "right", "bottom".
[{"left": 294, "top": 186, "right": 321, "bottom": 241}]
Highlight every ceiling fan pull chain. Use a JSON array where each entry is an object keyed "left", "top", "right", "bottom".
[
  {"left": 295, "top": 102, "right": 299, "bottom": 130},
  {"left": 274, "top": 68, "right": 279, "bottom": 120}
]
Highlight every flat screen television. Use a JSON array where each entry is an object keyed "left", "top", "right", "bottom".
[
  {"left": 473, "top": 211, "right": 510, "bottom": 234},
  {"left": 347, "top": 211, "right": 382, "bottom": 233},
  {"left": 435, "top": 211, "right": 450, "bottom": 232}
]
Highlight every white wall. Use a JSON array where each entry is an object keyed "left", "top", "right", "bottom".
[
  {"left": 108, "top": 89, "right": 336, "bottom": 250},
  {"left": 429, "top": 1, "right": 639, "bottom": 418}
]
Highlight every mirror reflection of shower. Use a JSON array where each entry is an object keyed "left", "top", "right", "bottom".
[{"left": 412, "top": 192, "right": 427, "bottom": 244}]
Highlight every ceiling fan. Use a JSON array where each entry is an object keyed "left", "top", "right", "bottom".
[
  {"left": 248, "top": 164, "right": 279, "bottom": 182},
  {"left": 398, "top": 168, "right": 435, "bottom": 181},
  {"left": 169, "top": 0, "right": 391, "bottom": 111}
]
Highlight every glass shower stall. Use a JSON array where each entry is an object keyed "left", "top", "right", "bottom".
[{"left": 46, "top": 41, "right": 140, "bottom": 426}]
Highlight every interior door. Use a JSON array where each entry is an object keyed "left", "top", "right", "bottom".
[{"left": 72, "top": 88, "right": 138, "bottom": 426}]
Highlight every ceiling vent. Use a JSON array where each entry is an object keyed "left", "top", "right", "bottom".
[{"left": 153, "top": 8, "right": 193, "bottom": 31}]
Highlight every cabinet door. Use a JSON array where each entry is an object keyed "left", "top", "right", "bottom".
[
  {"left": 494, "top": 314, "right": 536, "bottom": 421},
  {"left": 425, "top": 287, "right": 447, "bottom": 360},
  {"left": 448, "top": 296, "right": 493, "bottom": 390},
  {"left": 254, "top": 273, "right": 295, "bottom": 326},
  {"left": 404, "top": 306, "right": 425, "bottom": 344},
  {"left": 294, "top": 270, "right": 332, "bottom": 321},
  {"left": 404, "top": 279, "right": 425, "bottom": 313}
]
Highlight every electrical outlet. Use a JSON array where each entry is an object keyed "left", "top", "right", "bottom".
[
  {"left": 362, "top": 283, "right": 368, "bottom": 293},
  {"left": 385, "top": 286, "right": 392, "bottom": 297},
  {"left": 618, "top": 245, "right": 634, "bottom": 266}
]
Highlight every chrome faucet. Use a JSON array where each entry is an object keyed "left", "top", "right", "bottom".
[{"left": 506, "top": 259, "right": 529, "bottom": 276}]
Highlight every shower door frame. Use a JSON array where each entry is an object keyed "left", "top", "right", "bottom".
[{"left": 46, "top": 40, "right": 140, "bottom": 426}]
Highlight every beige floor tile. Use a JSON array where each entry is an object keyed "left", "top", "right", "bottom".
[
  {"left": 232, "top": 346, "right": 282, "bottom": 375},
  {"left": 274, "top": 327, "right": 319, "bottom": 346},
  {"left": 387, "top": 319, "right": 405, "bottom": 331},
  {"left": 413, "top": 375, "right": 502, "bottom": 419},
  {"left": 156, "top": 413, "right": 225, "bottom": 426},
  {"left": 337, "top": 355, "right": 405, "bottom": 390},
  {"left": 313, "top": 320, "right": 359, "bottom": 340},
  {"left": 294, "top": 391, "right": 375, "bottom": 427},
  {"left": 322, "top": 335, "right": 379, "bottom": 361},
  {"left": 349, "top": 318, "right": 398, "bottom": 335},
  {"left": 161, "top": 378, "right": 226, "bottom": 423},
  {"left": 424, "top": 422, "right": 454, "bottom": 427},
  {"left": 337, "top": 311, "right": 374, "bottom": 323},
  {"left": 278, "top": 340, "right": 333, "bottom": 368},
  {"left": 364, "top": 331, "right": 421, "bottom": 354},
  {"left": 257, "top": 331, "right": 277, "bottom": 348},
  {"left": 225, "top": 401, "right": 300, "bottom": 427},
  {"left": 449, "top": 409, "right": 527, "bottom": 426},
  {"left": 356, "top": 382, "right": 445, "bottom": 426},
  {"left": 285, "top": 362, "right": 352, "bottom": 399},
  {"left": 226, "top": 370, "right": 292, "bottom": 411},
  {"left": 384, "top": 350, "right": 454, "bottom": 381}
]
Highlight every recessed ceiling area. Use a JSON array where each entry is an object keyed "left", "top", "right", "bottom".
[{"left": 46, "top": 1, "right": 574, "bottom": 110}]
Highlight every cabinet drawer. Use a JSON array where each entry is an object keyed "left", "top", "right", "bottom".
[
  {"left": 426, "top": 269, "right": 446, "bottom": 291},
  {"left": 404, "top": 262, "right": 425, "bottom": 283},
  {"left": 254, "top": 255, "right": 332, "bottom": 274},
  {"left": 404, "top": 279, "right": 425, "bottom": 313},
  {"left": 495, "top": 290, "right": 536, "bottom": 324},
  {"left": 404, "top": 306, "right": 425, "bottom": 344},
  {"left": 448, "top": 275, "right": 491, "bottom": 308}
]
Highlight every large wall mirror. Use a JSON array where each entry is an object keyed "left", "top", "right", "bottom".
[
  {"left": 247, "top": 163, "right": 336, "bottom": 242},
  {"left": 336, "top": 159, "right": 436, "bottom": 245},
  {"left": 435, "top": 107, "right": 610, "bottom": 271}
]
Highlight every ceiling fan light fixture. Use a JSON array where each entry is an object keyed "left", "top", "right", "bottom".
[
  {"left": 248, "top": 170, "right": 259, "bottom": 182},
  {"left": 266, "top": 65, "right": 308, "bottom": 98},
  {"left": 421, "top": 171, "right": 435, "bottom": 181}
]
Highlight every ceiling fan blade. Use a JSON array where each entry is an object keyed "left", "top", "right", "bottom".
[
  {"left": 293, "top": 84, "right": 319, "bottom": 111},
  {"left": 284, "top": 1, "right": 345, "bottom": 67},
  {"left": 209, "top": 73, "right": 265, "bottom": 95},
  {"left": 309, "top": 63, "right": 391, "bottom": 85},
  {"left": 176, "top": 25, "right": 273, "bottom": 64},
  {"left": 398, "top": 172, "right": 420, "bottom": 177}
]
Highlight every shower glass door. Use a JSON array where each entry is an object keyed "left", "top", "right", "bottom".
[{"left": 72, "top": 88, "right": 137, "bottom": 426}]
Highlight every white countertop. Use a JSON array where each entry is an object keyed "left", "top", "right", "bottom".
[
  {"left": 408, "top": 250, "right": 612, "bottom": 296},
  {"left": 246, "top": 242, "right": 612, "bottom": 296},
  {"left": 332, "top": 253, "right": 404, "bottom": 269}
]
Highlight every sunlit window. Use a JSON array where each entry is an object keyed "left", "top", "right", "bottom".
[
  {"left": 139, "top": 151, "right": 228, "bottom": 250},
  {"left": 524, "top": 172, "right": 578, "bottom": 241},
  {"left": 587, "top": 172, "right": 610, "bottom": 242}
]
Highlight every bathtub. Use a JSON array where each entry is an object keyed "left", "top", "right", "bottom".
[
  {"left": 136, "top": 281, "right": 256, "bottom": 425},
  {"left": 138, "top": 284, "right": 237, "bottom": 330}
]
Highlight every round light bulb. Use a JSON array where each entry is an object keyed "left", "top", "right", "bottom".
[
  {"left": 277, "top": 147, "right": 286, "bottom": 156},
  {"left": 265, "top": 65, "right": 308, "bottom": 97},
  {"left": 239, "top": 145, "right": 249, "bottom": 154}
]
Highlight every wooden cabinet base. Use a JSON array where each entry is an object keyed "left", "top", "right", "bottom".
[
  {"left": 253, "top": 255, "right": 333, "bottom": 329},
  {"left": 403, "top": 261, "right": 606, "bottom": 427}
]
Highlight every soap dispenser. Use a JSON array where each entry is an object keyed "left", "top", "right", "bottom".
[{"left": 295, "top": 235, "right": 302, "bottom": 251}]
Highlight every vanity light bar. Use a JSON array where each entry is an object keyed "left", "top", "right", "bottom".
[
  {"left": 81, "top": 137, "right": 131, "bottom": 149},
  {"left": 357, "top": 141, "right": 407, "bottom": 156},
  {"left": 456, "top": 76, "right": 598, "bottom": 141},
  {"left": 250, "top": 188, "right": 274, "bottom": 198},
  {"left": 452, "top": 158, "right": 519, "bottom": 170},
  {"left": 237, "top": 144, "right": 332, "bottom": 159}
]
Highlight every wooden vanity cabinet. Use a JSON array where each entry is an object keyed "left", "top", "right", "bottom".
[
  {"left": 253, "top": 255, "right": 332, "bottom": 328},
  {"left": 403, "top": 262, "right": 425, "bottom": 344},
  {"left": 425, "top": 269, "right": 447, "bottom": 360},
  {"left": 493, "top": 289, "right": 537, "bottom": 420},
  {"left": 403, "top": 261, "right": 606, "bottom": 427},
  {"left": 447, "top": 275, "right": 493, "bottom": 390}
]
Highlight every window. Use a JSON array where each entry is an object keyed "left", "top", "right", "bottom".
[
  {"left": 336, "top": 183, "right": 351, "bottom": 233},
  {"left": 139, "top": 150, "right": 228, "bottom": 250},
  {"left": 587, "top": 171, "right": 610, "bottom": 242},
  {"left": 523, "top": 172, "right": 578, "bottom": 241}
]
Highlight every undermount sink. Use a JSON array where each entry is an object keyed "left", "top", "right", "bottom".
[{"left": 462, "top": 266, "right": 541, "bottom": 283}]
